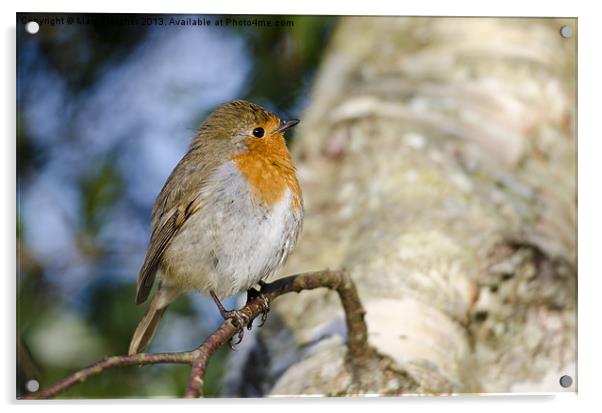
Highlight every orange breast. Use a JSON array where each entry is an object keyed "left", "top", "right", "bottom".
[{"left": 232, "top": 134, "right": 302, "bottom": 211}]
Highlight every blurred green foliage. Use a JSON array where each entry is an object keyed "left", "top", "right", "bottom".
[
  {"left": 80, "top": 159, "right": 123, "bottom": 237},
  {"left": 238, "top": 15, "right": 335, "bottom": 112}
]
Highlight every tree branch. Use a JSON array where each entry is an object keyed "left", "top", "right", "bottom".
[{"left": 23, "top": 270, "right": 371, "bottom": 399}]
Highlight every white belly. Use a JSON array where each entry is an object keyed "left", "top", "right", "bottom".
[{"left": 161, "top": 161, "right": 302, "bottom": 298}]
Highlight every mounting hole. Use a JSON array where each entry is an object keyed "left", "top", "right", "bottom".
[
  {"left": 559, "top": 375, "right": 573, "bottom": 388},
  {"left": 25, "top": 21, "right": 40, "bottom": 35},
  {"left": 26, "top": 379, "right": 40, "bottom": 392},
  {"left": 560, "top": 25, "right": 573, "bottom": 39}
]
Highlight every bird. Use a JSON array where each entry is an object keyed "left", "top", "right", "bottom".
[{"left": 128, "top": 99, "right": 303, "bottom": 355}]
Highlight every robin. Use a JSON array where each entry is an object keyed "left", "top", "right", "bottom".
[{"left": 128, "top": 100, "right": 303, "bottom": 355}]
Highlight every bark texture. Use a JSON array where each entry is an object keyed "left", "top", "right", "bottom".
[{"left": 225, "top": 17, "right": 576, "bottom": 395}]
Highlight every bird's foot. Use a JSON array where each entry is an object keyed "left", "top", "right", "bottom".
[
  {"left": 256, "top": 293, "right": 270, "bottom": 327},
  {"left": 222, "top": 309, "right": 251, "bottom": 347},
  {"left": 245, "top": 284, "right": 271, "bottom": 330},
  {"left": 210, "top": 291, "right": 250, "bottom": 348}
]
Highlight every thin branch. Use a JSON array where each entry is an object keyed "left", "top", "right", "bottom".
[
  {"left": 23, "top": 352, "right": 196, "bottom": 400},
  {"left": 184, "top": 321, "right": 238, "bottom": 398},
  {"left": 23, "top": 270, "right": 371, "bottom": 400}
]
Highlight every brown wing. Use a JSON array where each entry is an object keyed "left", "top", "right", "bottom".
[
  {"left": 135, "top": 146, "right": 217, "bottom": 304},
  {"left": 135, "top": 206, "right": 179, "bottom": 304},
  {"left": 135, "top": 195, "right": 202, "bottom": 304}
]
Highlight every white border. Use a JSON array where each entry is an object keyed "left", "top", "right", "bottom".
[{"left": 3, "top": 1, "right": 601, "bottom": 413}]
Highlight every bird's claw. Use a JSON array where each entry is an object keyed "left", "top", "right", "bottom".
[
  {"left": 220, "top": 284, "right": 272, "bottom": 349},
  {"left": 223, "top": 310, "right": 250, "bottom": 349},
  {"left": 257, "top": 293, "right": 270, "bottom": 327},
  {"left": 245, "top": 286, "right": 271, "bottom": 330}
]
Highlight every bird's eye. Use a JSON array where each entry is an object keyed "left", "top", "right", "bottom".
[{"left": 252, "top": 127, "right": 265, "bottom": 138}]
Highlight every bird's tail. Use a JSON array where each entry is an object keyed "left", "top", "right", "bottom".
[{"left": 128, "top": 289, "right": 172, "bottom": 355}]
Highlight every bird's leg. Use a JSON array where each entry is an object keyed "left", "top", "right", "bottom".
[
  {"left": 245, "top": 281, "right": 271, "bottom": 330},
  {"left": 210, "top": 291, "right": 249, "bottom": 346}
]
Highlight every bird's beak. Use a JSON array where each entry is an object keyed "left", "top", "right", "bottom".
[{"left": 274, "top": 119, "right": 300, "bottom": 134}]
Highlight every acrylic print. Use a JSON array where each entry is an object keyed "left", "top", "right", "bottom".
[{"left": 16, "top": 14, "right": 577, "bottom": 398}]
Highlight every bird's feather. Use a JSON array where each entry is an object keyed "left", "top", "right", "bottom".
[{"left": 135, "top": 148, "right": 217, "bottom": 304}]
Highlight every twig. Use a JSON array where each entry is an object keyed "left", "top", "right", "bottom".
[
  {"left": 184, "top": 321, "right": 238, "bottom": 398},
  {"left": 23, "top": 270, "right": 371, "bottom": 399},
  {"left": 24, "top": 352, "right": 196, "bottom": 400}
]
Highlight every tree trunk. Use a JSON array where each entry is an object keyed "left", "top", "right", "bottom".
[{"left": 225, "top": 17, "right": 576, "bottom": 395}]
